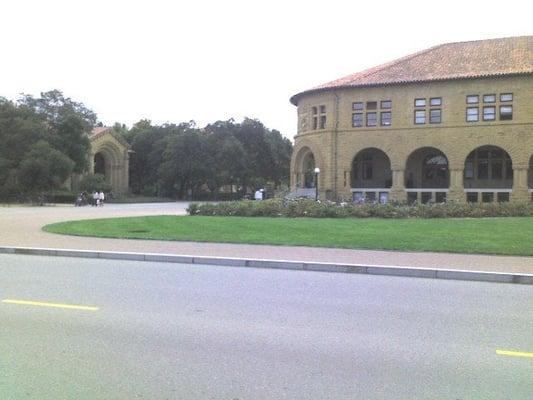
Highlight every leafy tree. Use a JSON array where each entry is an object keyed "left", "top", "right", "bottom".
[
  {"left": 19, "top": 90, "right": 94, "bottom": 173},
  {"left": 17, "top": 141, "right": 75, "bottom": 200}
]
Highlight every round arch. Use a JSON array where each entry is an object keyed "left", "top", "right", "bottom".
[
  {"left": 405, "top": 147, "right": 449, "bottom": 189},
  {"left": 350, "top": 148, "right": 392, "bottom": 189},
  {"left": 463, "top": 145, "right": 513, "bottom": 190},
  {"left": 291, "top": 141, "right": 324, "bottom": 190}
]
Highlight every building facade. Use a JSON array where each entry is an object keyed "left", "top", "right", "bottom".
[
  {"left": 290, "top": 36, "right": 533, "bottom": 203},
  {"left": 87, "top": 127, "right": 129, "bottom": 195}
]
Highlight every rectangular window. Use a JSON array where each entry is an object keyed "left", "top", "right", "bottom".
[
  {"left": 366, "top": 112, "right": 377, "bottom": 127},
  {"left": 492, "top": 160, "right": 503, "bottom": 179},
  {"left": 466, "top": 192, "right": 478, "bottom": 203},
  {"left": 380, "top": 111, "right": 391, "bottom": 126},
  {"left": 352, "top": 102, "right": 364, "bottom": 111},
  {"left": 362, "top": 160, "right": 373, "bottom": 180},
  {"left": 414, "top": 110, "right": 426, "bottom": 124},
  {"left": 319, "top": 115, "right": 326, "bottom": 129},
  {"left": 414, "top": 98, "right": 426, "bottom": 107},
  {"left": 467, "top": 95, "right": 479, "bottom": 104},
  {"left": 380, "top": 100, "right": 392, "bottom": 109},
  {"left": 466, "top": 107, "right": 479, "bottom": 122},
  {"left": 430, "top": 109, "right": 442, "bottom": 124},
  {"left": 430, "top": 97, "right": 442, "bottom": 106},
  {"left": 483, "top": 94, "right": 496, "bottom": 103},
  {"left": 497, "top": 192, "right": 510, "bottom": 202},
  {"left": 319, "top": 105, "right": 326, "bottom": 113},
  {"left": 483, "top": 106, "right": 496, "bottom": 121},
  {"left": 352, "top": 113, "right": 363, "bottom": 127},
  {"left": 366, "top": 101, "right": 377, "bottom": 110},
  {"left": 478, "top": 159, "right": 489, "bottom": 179},
  {"left": 500, "top": 105, "right": 513, "bottom": 120},
  {"left": 500, "top": 93, "right": 513, "bottom": 102},
  {"left": 482, "top": 192, "right": 494, "bottom": 203},
  {"left": 312, "top": 107, "right": 318, "bottom": 130}
]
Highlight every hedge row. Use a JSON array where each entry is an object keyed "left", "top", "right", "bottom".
[{"left": 187, "top": 199, "right": 533, "bottom": 218}]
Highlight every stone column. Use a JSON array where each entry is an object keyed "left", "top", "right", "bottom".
[
  {"left": 389, "top": 169, "right": 406, "bottom": 202},
  {"left": 448, "top": 168, "right": 465, "bottom": 202},
  {"left": 511, "top": 167, "right": 529, "bottom": 202}
]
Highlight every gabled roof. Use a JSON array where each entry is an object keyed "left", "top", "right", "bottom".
[
  {"left": 89, "top": 126, "right": 129, "bottom": 148},
  {"left": 290, "top": 36, "right": 533, "bottom": 105}
]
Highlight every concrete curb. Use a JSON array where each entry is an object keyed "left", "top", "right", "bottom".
[{"left": 1, "top": 245, "right": 532, "bottom": 285}]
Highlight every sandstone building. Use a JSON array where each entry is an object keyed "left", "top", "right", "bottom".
[
  {"left": 87, "top": 127, "right": 129, "bottom": 194},
  {"left": 290, "top": 36, "right": 533, "bottom": 203}
]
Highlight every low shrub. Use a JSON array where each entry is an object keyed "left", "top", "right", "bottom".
[{"left": 187, "top": 199, "right": 533, "bottom": 219}]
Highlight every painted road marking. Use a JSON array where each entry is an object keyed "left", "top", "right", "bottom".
[
  {"left": 2, "top": 299, "right": 99, "bottom": 311},
  {"left": 496, "top": 349, "right": 533, "bottom": 358}
]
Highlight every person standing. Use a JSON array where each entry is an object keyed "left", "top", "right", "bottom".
[
  {"left": 92, "top": 191, "right": 99, "bottom": 206},
  {"left": 99, "top": 191, "right": 105, "bottom": 206}
]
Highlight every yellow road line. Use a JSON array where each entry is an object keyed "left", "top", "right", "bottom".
[
  {"left": 2, "top": 299, "right": 99, "bottom": 311},
  {"left": 496, "top": 349, "right": 533, "bottom": 358}
]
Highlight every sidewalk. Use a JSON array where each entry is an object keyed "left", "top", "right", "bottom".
[{"left": 1, "top": 203, "right": 532, "bottom": 275}]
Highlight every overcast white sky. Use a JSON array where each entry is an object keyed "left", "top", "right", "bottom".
[{"left": 1, "top": 0, "right": 531, "bottom": 140}]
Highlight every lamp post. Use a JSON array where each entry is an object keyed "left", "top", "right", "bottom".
[{"left": 314, "top": 167, "right": 320, "bottom": 201}]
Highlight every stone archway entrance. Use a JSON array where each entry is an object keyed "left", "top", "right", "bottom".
[
  {"left": 405, "top": 147, "right": 449, "bottom": 203},
  {"left": 351, "top": 148, "right": 392, "bottom": 203},
  {"left": 464, "top": 145, "right": 513, "bottom": 202},
  {"left": 88, "top": 127, "right": 130, "bottom": 195}
]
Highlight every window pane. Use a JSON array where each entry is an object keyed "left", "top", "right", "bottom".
[
  {"left": 466, "top": 95, "right": 479, "bottom": 104},
  {"left": 414, "top": 110, "right": 425, "bottom": 124},
  {"left": 380, "top": 100, "right": 392, "bottom": 109},
  {"left": 500, "top": 105, "right": 513, "bottom": 120},
  {"left": 466, "top": 192, "right": 478, "bottom": 203},
  {"left": 319, "top": 105, "right": 326, "bottom": 114},
  {"left": 478, "top": 160, "right": 489, "bottom": 179},
  {"left": 435, "top": 192, "right": 446, "bottom": 203},
  {"left": 500, "top": 93, "right": 513, "bottom": 102},
  {"left": 430, "top": 109, "right": 441, "bottom": 123},
  {"left": 380, "top": 111, "right": 391, "bottom": 126},
  {"left": 352, "top": 113, "right": 363, "bottom": 127},
  {"left": 319, "top": 115, "right": 326, "bottom": 129},
  {"left": 352, "top": 102, "right": 364, "bottom": 111},
  {"left": 483, "top": 106, "right": 495, "bottom": 121},
  {"left": 482, "top": 192, "right": 494, "bottom": 203},
  {"left": 497, "top": 192, "right": 510, "bottom": 202},
  {"left": 366, "top": 101, "right": 377, "bottom": 110},
  {"left": 366, "top": 112, "right": 377, "bottom": 126},
  {"left": 483, "top": 94, "right": 496, "bottom": 103},
  {"left": 505, "top": 160, "right": 513, "bottom": 179},
  {"left": 362, "top": 161, "right": 373, "bottom": 179},
  {"left": 312, "top": 107, "right": 318, "bottom": 115},
  {"left": 312, "top": 117, "right": 318, "bottom": 130},
  {"left": 414, "top": 98, "right": 426, "bottom": 107},
  {"left": 466, "top": 107, "right": 479, "bottom": 122},
  {"left": 492, "top": 160, "right": 503, "bottom": 179},
  {"left": 430, "top": 97, "right": 442, "bottom": 106}
]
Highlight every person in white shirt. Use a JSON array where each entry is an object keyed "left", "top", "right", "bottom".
[{"left": 98, "top": 191, "right": 105, "bottom": 206}]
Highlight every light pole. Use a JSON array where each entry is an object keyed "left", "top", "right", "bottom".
[{"left": 314, "top": 167, "right": 320, "bottom": 201}]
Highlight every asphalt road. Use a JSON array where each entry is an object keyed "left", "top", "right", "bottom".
[{"left": 1, "top": 254, "right": 532, "bottom": 400}]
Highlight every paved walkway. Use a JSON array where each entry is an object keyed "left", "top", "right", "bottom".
[{"left": 1, "top": 202, "right": 532, "bottom": 274}]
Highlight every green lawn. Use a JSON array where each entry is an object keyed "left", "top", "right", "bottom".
[{"left": 42, "top": 215, "right": 533, "bottom": 256}]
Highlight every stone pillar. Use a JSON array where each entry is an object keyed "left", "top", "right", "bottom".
[
  {"left": 448, "top": 169, "right": 465, "bottom": 202},
  {"left": 389, "top": 169, "right": 406, "bottom": 202},
  {"left": 511, "top": 167, "right": 529, "bottom": 202}
]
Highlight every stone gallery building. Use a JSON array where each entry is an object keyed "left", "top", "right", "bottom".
[{"left": 290, "top": 36, "right": 533, "bottom": 203}]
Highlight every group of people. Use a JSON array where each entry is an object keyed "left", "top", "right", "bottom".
[{"left": 75, "top": 191, "right": 106, "bottom": 207}]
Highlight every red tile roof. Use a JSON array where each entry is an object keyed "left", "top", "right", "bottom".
[{"left": 290, "top": 36, "right": 533, "bottom": 105}]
